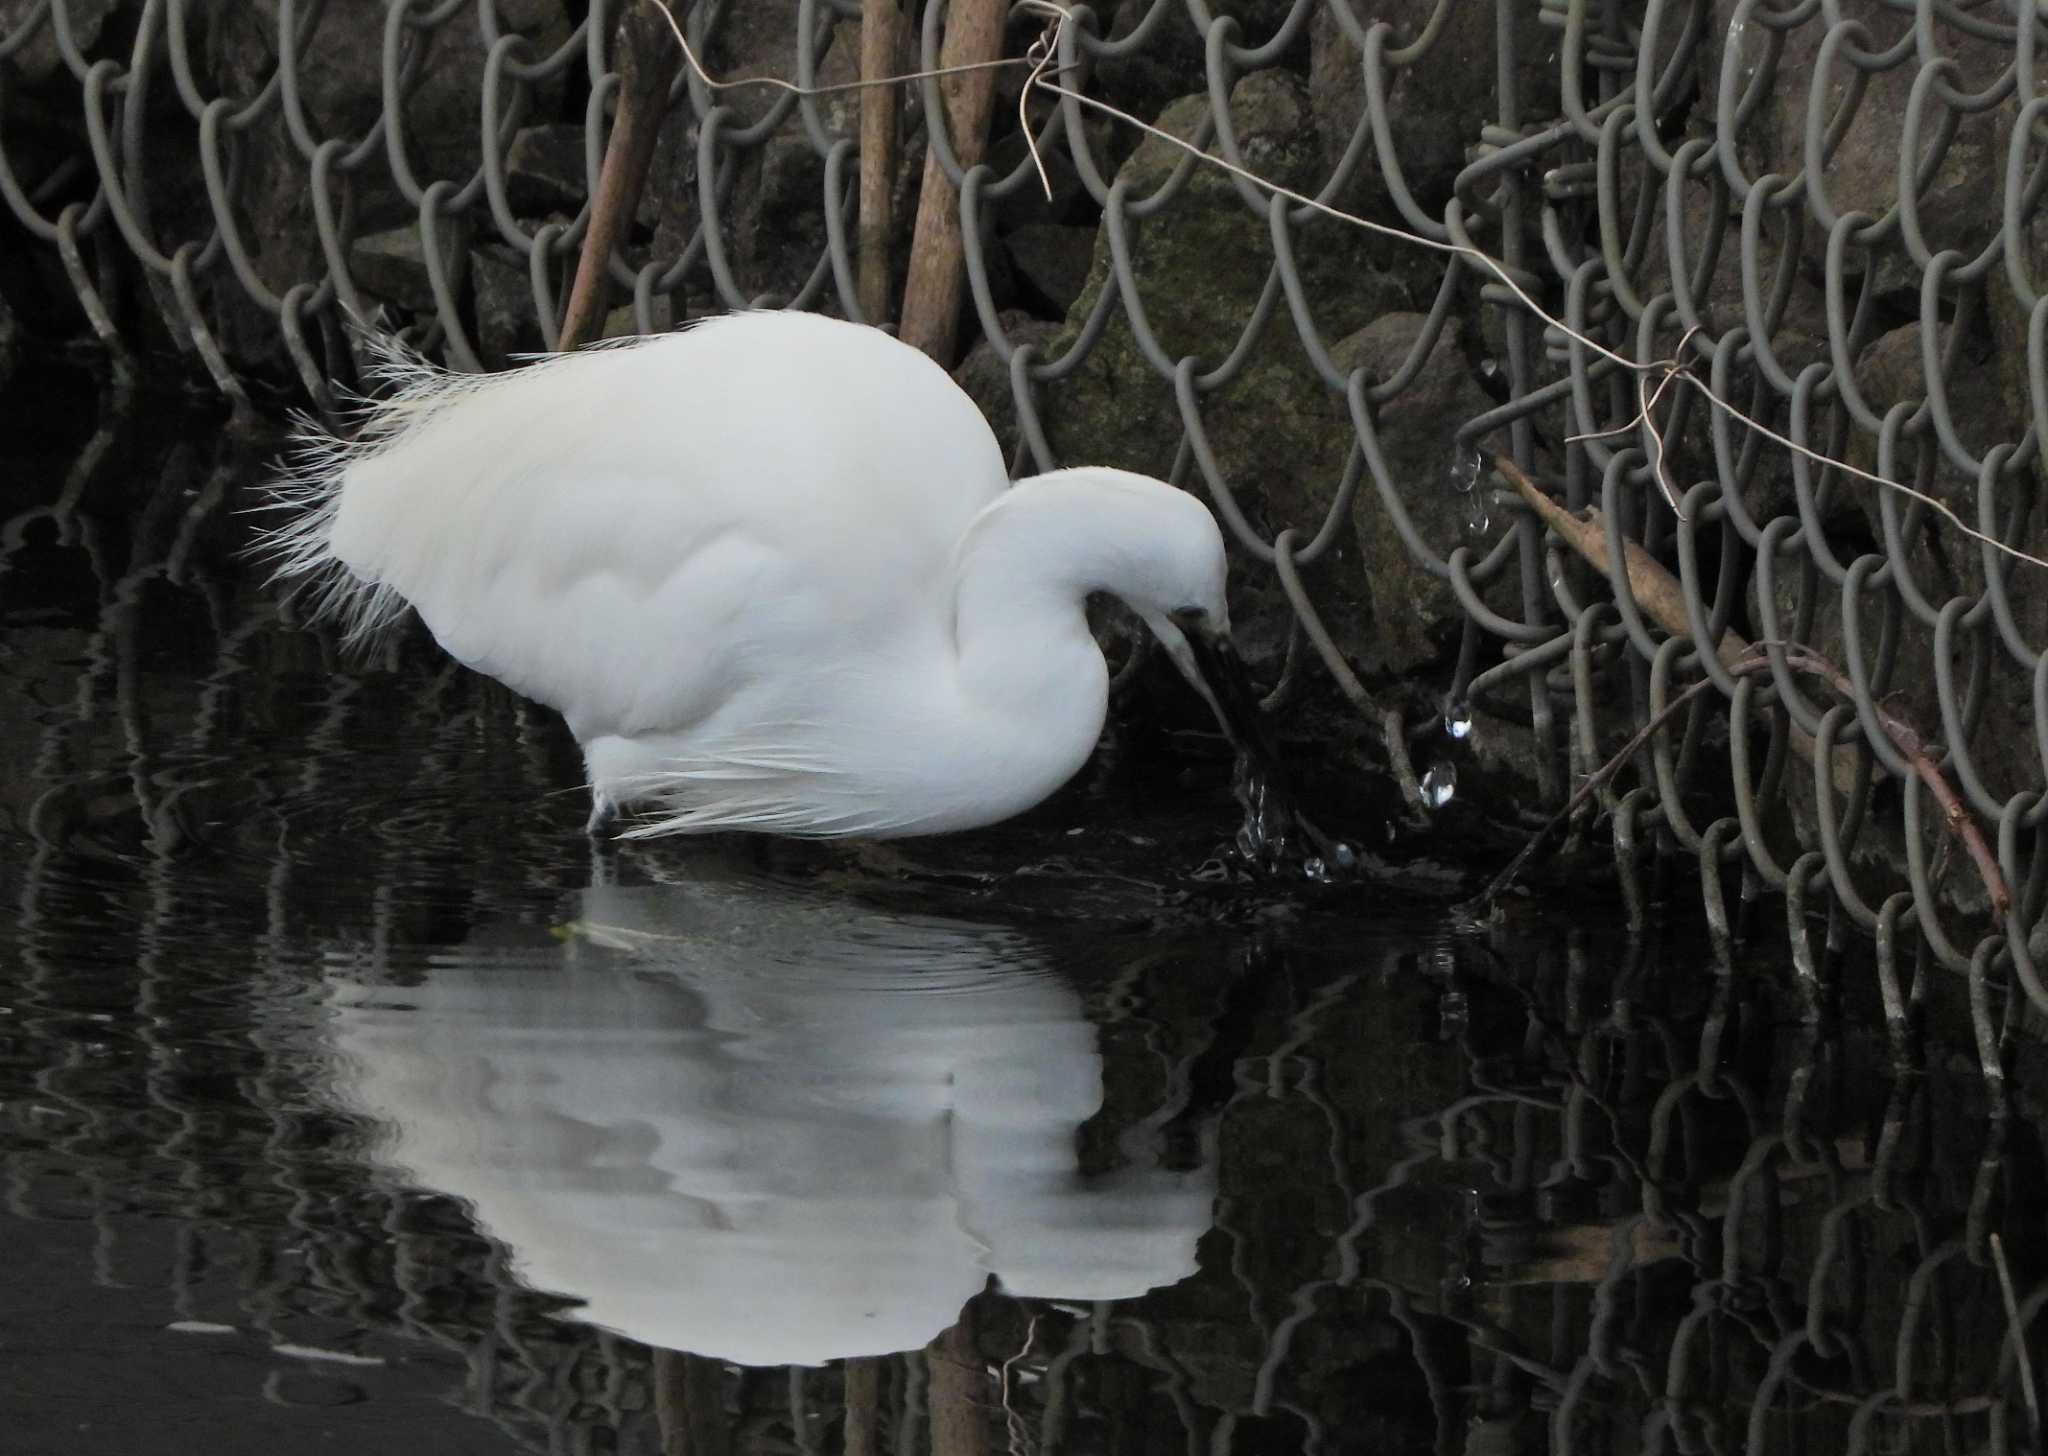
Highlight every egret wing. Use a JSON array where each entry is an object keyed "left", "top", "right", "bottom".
[{"left": 295, "top": 313, "right": 1008, "bottom": 741}]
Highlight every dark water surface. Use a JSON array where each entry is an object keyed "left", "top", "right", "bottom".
[{"left": 3, "top": 367, "right": 2043, "bottom": 1455}]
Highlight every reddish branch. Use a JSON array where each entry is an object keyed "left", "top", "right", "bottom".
[
  {"left": 1473, "top": 456, "right": 2012, "bottom": 921},
  {"left": 898, "top": 0, "right": 1005, "bottom": 363},
  {"left": 561, "top": 0, "right": 683, "bottom": 351}
]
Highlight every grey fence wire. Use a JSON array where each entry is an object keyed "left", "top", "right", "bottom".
[
  {"left": 2, "top": 391, "right": 2043, "bottom": 1452},
  {"left": 8, "top": 1, "right": 2048, "bottom": 1068}
]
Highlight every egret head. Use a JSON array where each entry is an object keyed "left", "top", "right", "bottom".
[
  {"left": 981, "top": 467, "right": 1276, "bottom": 766},
  {"left": 1100, "top": 477, "right": 1231, "bottom": 636},
  {"left": 1060, "top": 473, "right": 1271, "bottom": 767}
]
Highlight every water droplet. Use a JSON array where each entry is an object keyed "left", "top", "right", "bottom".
[
  {"left": 1445, "top": 444, "right": 1481, "bottom": 495},
  {"left": 1331, "top": 842, "right": 1356, "bottom": 871},
  {"left": 1231, "top": 753, "right": 1292, "bottom": 869},
  {"left": 1461, "top": 492, "right": 1490, "bottom": 537},
  {"left": 1303, "top": 856, "right": 1328, "bottom": 883},
  {"left": 1421, "top": 761, "right": 1457, "bottom": 810},
  {"left": 1442, "top": 700, "right": 1472, "bottom": 740},
  {"left": 1479, "top": 357, "right": 1499, "bottom": 378}
]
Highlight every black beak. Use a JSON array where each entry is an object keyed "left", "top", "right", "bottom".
[
  {"left": 1168, "top": 609, "right": 1347, "bottom": 876},
  {"left": 1168, "top": 608, "right": 1282, "bottom": 770}
]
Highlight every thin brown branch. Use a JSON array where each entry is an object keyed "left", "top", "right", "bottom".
[
  {"left": 858, "top": 0, "right": 905, "bottom": 325},
  {"left": 1771, "top": 646, "right": 2013, "bottom": 922},
  {"left": 1476, "top": 456, "right": 2013, "bottom": 921},
  {"left": 899, "top": 0, "right": 1008, "bottom": 363},
  {"left": 1495, "top": 454, "right": 1850, "bottom": 789},
  {"left": 561, "top": 0, "right": 682, "bottom": 350}
]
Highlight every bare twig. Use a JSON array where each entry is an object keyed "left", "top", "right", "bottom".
[
  {"left": 1012, "top": 1, "right": 1069, "bottom": 202},
  {"left": 1564, "top": 326, "right": 1702, "bottom": 516}
]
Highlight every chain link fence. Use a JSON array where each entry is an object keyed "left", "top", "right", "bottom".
[
  {"left": 5, "top": 383, "right": 2048, "bottom": 1446},
  {"left": 6, "top": 1, "right": 2048, "bottom": 1087}
]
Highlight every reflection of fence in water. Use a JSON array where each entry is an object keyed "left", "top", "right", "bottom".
[
  {"left": 6, "top": 0, "right": 2048, "bottom": 1020},
  {"left": 3, "top": 409, "right": 2045, "bottom": 1452}
]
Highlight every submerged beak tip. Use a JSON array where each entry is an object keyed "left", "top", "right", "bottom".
[{"left": 1175, "top": 622, "right": 1278, "bottom": 764}]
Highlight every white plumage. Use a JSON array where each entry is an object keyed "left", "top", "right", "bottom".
[{"left": 264, "top": 309, "right": 1254, "bottom": 839}]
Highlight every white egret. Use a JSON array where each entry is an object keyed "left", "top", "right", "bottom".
[{"left": 265, "top": 309, "right": 1281, "bottom": 839}]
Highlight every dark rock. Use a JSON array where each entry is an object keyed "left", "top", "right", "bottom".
[
  {"left": 1329, "top": 312, "right": 1502, "bottom": 678},
  {"left": 1095, "top": 1, "right": 1310, "bottom": 127},
  {"left": 639, "top": 0, "right": 861, "bottom": 307},
  {"left": 984, "top": 125, "right": 1092, "bottom": 232},
  {"left": 1041, "top": 71, "right": 1429, "bottom": 669},
  {"left": 504, "top": 123, "right": 592, "bottom": 216},
  {"left": 953, "top": 311, "right": 1058, "bottom": 466},
  {"left": 1704, "top": 0, "right": 2008, "bottom": 299},
  {"left": 1762, "top": 318, "right": 2045, "bottom": 915},
  {"left": 0, "top": 282, "right": 16, "bottom": 380},
  {"left": 0, "top": 0, "right": 118, "bottom": 89},
  {"left": 644, "top": 7, "right": 854, "bottom": 305},
  {"left": 264, "top": 1370, "right": 367, "bottom": 1407},
  {"left": 1461, "top": 713, "right": 1563, "bottom": 825},
  {"left": 1004, "top": 223, "right": 1095, "bottom": 315},
  {"left": 1308, "top": 0, "right": 1560, "bottom": 216},
  {"left": 471, "top": 244, "right": 544, "bottom": 367},
  {"left": 203, "top": 0, "right": 572, "bottom": 360},
  {"left": 1845, "top": 319, "right": 2025, "bottom": 605},
  {"left": 349, "top": 226, "right": 436, "bottom": 316},
  {"left": 602, "top": 295, "right": 674, "bottom": 340},
  {"left": 738, "top": 122, "right": 846, "bottom": 305}
]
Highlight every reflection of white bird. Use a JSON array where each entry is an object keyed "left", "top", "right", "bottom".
[
  {"left": 323, "top": 868, "right": 1215, "bottom": 1367},
  {"left": 266, "top": 310, "right": 1275, "bottom": 838}
]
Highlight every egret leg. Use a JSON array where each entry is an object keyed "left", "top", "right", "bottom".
[
  {"left": 588, "top": 833, "right": 618, "bottom": 889},
  {"left": 584, "top": 788, "right": 620, "bottom": 889}
]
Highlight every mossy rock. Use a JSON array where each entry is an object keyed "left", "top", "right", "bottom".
[{"left": 1039, "top": 71, "right": 1435, "bottom": 668}]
